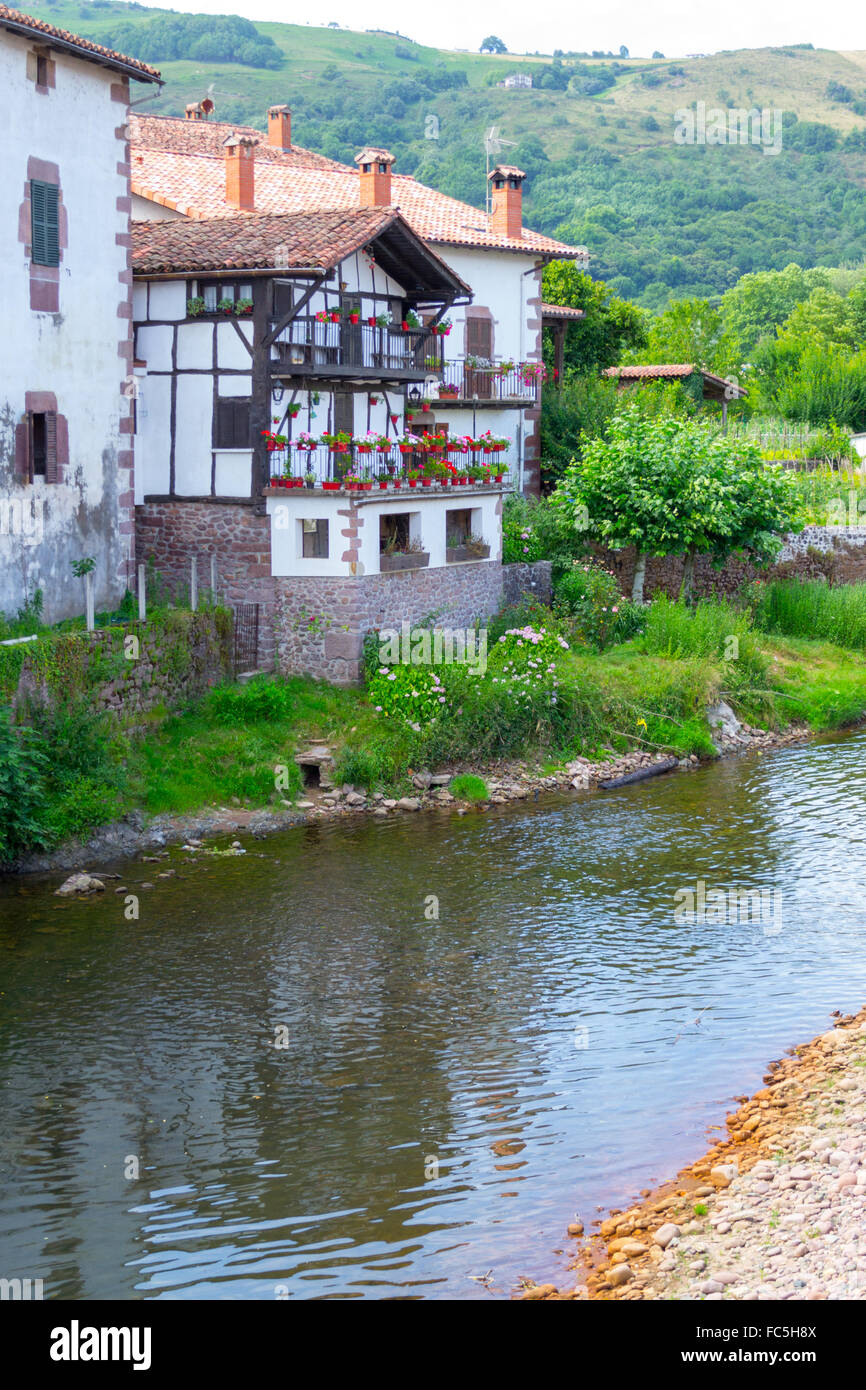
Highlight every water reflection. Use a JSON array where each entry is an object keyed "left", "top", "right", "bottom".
[{"left": 1, "top": 731, "right": 866, "bottom": 1298}]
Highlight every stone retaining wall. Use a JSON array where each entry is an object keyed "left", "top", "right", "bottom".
[
  {"left": 597, "top": 526, "right": 866, "bottom": 600},
  {"left": 135, "top": 500, "right": 275, "bottom": 665},
  {"left": 3, "top": 609, "right": 232, "bottom": 719}
]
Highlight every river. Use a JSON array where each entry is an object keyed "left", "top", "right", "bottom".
[{"left": 1, "top": 731, "right": 866, "bottom": 1299}]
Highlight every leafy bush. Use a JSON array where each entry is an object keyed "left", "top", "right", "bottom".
[
  {"left": 502, "top": 493, "right": 587, "bottom": 576},
  {"left": 0, "top": 707, "right": 51, "bottom": 862},
  {"left": 554, "top": 560, "right": 645, "bottom": 648},
  {"left": 206, "top": 676, "right": 297, "bottom": 724},
  {"left": 368, "top": 662, "right": 456, "bottom": 731}
]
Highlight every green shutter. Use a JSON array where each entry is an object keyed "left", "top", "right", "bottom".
[{"left": 31, "top": 180, "right": 59, "bottom": 267}]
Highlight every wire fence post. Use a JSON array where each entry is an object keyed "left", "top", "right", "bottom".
[
  {"left": 84, "top": 572, "right": 95, "bottom": 633},
  {"left": 210, "top": 555, "right": 218, "bottom": 603},
  {"left": 137, "top": 563, "right": 146, "bottom": 623},
  {"left": 190, "top": 556, "right": 198, "bottom": 613}
]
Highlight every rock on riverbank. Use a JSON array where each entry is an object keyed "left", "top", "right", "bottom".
[{"left": 518, "top": 1005, "right": 866, "bottom": 1301}]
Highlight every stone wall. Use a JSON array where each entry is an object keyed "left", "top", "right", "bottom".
[
  {"left": 2, "top": 609, "right": 232, "bottom": 719},
  {"left": 596, "top": 527, "right": 866, "bottom": 601},
  {"left": 274, "top": 561, "right": 506, "bottom": 683},
  {"left": 135, "top": 500, "right": 275, "bottom": 665},
  {"left": 502, "top": 560, "right": 553, "bottom": 607}
]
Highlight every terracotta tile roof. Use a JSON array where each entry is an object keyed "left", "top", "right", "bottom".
[
  {"left": 130, "top": 128, "right": 587, "bottom": 259},
  {"left": 131, "top": 114, "right": 345, "bottom": 170},
  {"left": 541, "top": 302, "right": 586, "bottom": 320},
  {"left": 0, "top": 4, "right": 161, "bottom": 80},
  {"left": 604, "top": 363, "right": 748, "bottom": 399},
  {"left": 604, "top": 363, "right": 696, "bottom": 379},
  {"left": 131, "top": 208, "right": 473, "bottom": 298}
]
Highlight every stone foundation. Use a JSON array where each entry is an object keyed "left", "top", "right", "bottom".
[
  {"left": 274, "top": 561, "right": 506, "bottom": 683},
  {"left": 135, "top": 500, "right": 275, "bottom": 665}
]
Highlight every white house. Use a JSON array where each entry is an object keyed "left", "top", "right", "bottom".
[
  {"left": 128, "top": 107, "right": 588, "bottom": 497},
  {"left": 0, "top": 6, "right": 160, "bottom": 624}
]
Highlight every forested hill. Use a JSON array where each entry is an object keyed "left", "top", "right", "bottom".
[{"left": 28, "top": 1, "right": 866, "bottom": 308}]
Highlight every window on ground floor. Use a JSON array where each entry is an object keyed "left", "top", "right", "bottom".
[{"left": 301, "top": 518, "right": 329, "bottom": 558}]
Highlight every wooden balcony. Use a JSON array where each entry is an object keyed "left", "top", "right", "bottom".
[{"left": 270, "top": 320, "right": 444, "bottom": 385}]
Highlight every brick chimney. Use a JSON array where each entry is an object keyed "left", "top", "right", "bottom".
[
  {"left": 223, "top": 133, "right": 257, "bottom": 211},
  {"left": 354, "top": 147, "right": 395, "bottom": 207},
  {"left": 185, "top": 97, "right": 214, "bottom": 121},
  {"left": 488, "top": 164, "right": 526, "bottom": 240},
  {"left": 267, "top": 105, "right": 292, "bottom": 149}
]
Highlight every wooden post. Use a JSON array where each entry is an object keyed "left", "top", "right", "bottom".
[
  {"left": 190, "top": 556, "right": 198, "bottom": 612},
  {"left": 137, "top": 563, "right": 146, "bottom": 623},
  {"left": 84, "top": 572, "right": 95, "bottom": 633},
  {"left": 210, "top": 555, "right": 217, "bottom": 602},
  {"left": 554, "top": 322, "right": 566, "bottom": 387}
]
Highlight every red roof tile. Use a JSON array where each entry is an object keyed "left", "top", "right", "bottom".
[
  {"left": 130, "top": 121, "right": 587, "bottom": 260},
  {"left": 131, "top": 114, "right": 342, "bottom": 170},
  {"left": 0, "top": 4, "right": 160, "bottom": 80},
  {"left": 541, "top": 302, "right": 586, "bottom": 320},
  {"left": 604, "top": 363, "right": 696, "bottom": 379},
  {"left": 131, "top": 207, "right": 473, "bottom": 298}
]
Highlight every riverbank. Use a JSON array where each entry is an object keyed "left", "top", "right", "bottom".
[
  {"left": 519, "top": 1005, "right": 866, "bottom": 1301},
  {"left": 6, "top": 596, "right": 866, "bottom": 875},
  {"left": 10, "top": 715, "right": 811, "bottom": 877}
]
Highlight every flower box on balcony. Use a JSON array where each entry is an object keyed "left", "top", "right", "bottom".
[
  {"left": 322, "top": 481, "right": 341, "bottom": 491},
  {"left": 447, "top": 542, "right": 490, "bottom": 563},
  {"left": 380, "top": 551, "right": 430, "bottom": 572}
]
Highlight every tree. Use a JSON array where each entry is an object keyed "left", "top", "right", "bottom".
[
  {"left": 480, "top": 35, "right": 507, "bottom": 54},
  {"left": 619, "top": 45, "right": 629, "bottom": 58},
  {"left": 632, "top": 297, "right": 740, "bottom": 377},
  {"left": 542, "top": 262, "right": 647, "bottom": 376},
  {"left": 777, "top": 287, "right": 860, "bottom": 351},
  {"left": 553, "top": 408, "right": 799, "bottom": 601},
  {"left": 719, "top": 264, "right": 830, "bottom": 358},
  {"left": 652, "top": 51, "right": 665, "bottom": 59}
]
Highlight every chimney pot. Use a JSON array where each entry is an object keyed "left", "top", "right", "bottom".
[
  {"left": 268, "top": 104, "right": 292, "bottom": 149},
  {"left": 354, "top": 147, "right": 395, "bottom": 207},
  {"left": 488, "top": 164, "right": 526, "bottom": 240},
  {"left": 223, "top": 133, "right": 257, "bottom": 211}
]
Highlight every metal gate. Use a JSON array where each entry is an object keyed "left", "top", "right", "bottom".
[{"left": 232, "top": 603, "right": 260, "bottom": 674}]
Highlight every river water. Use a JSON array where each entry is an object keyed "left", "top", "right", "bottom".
[{"left": 2, "top": 732, "right": 866, "bottom": 1300}]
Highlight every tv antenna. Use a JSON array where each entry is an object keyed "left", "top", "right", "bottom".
[{"left": 484, "top": 126, "right": 517, "bottom": 215}]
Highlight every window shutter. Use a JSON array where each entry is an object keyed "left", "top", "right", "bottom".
[
  {"left": 466, "top": 316, "right": 492, "bottom": 358},
  {"left": 273, "top": 281, "right": 293, "bottom": 318},
  {"left": 31, "top": 180, "right": 59, "bottom": 267},
  {"left": 15, "top": 419, "right": 33, "bottom": 482},
  {"left": 214, "top": 398, "right": 251, "bottom": 448},
  {"left": 44, "top": 412, "right": 58, "bottom": 483}
]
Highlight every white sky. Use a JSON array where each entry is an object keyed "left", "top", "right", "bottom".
[{"left": 127, "top": 0, "right": 865, "bottom": 57}]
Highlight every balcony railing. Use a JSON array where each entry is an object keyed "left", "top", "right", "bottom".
[
  {"left": 263, "top": 443, "right": 514, "bottom": 489},
  {"left": 435, "top": 358, "right": 546, "bottom": 405},
  {"left": 271, "top": 320, "right": 445, "bottom": 378}
]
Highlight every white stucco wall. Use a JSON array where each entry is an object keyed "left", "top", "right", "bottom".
[
  {"left": 266, "top": 489, "right": 502, "bottom": 578},
  {"left": 0, "top": 30, "right": 137, "bottom": 622}
]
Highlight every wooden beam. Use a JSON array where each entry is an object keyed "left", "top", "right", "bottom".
[{"left": 261, "top": 274, "right": 328, "bottom": 349}]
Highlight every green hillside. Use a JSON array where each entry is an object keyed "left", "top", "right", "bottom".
[{"left": 27, "top": 2, "right": 866, "bottom": 308}]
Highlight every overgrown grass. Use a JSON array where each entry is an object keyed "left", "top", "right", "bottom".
[
  {"left": 449, "top": 774, "right": 489, "bottom": 802},
  {"left": 751, "top": 579, "right": 866, "bottom": 651}
]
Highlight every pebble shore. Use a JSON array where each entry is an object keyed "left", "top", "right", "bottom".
[{"left": 518, "top": 1005, "right": 866, "bottom": 1302}]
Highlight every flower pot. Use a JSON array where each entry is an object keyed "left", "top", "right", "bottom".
[
  {"left": 392, "top": 479, "right": 401, "bottom": 489},
  {"left": 359, "top": 481, "right": 372, "bottom": 490},
  {"left": 380, "top": 551, "right": 430, "bottom": 572},
  {"left": 457, "top": 477, "right": 468, "bottom": 486},
  {"left": 401, "top": 321, "right": 409, "bottom": 332},
  {"left": 449, "top": 478, "right": 459, "bottom": 486},
  {"left": 421, "top": 478, "right": 432, "bottom": 487},
  {"left": 330, "top": 313, "right": 340, "bottom": 323},
  {"left": 494, "top": 474, "right": 504, "bottom": 483},
  {"left": 305, "top": 481, "right": 315, "bottom": 490},
  {"left": 408, "top": 479, "right": 418, "bottom": 488},
  {"left": 367, "top": 316, "right": 377, "bottom": 328},
  {"left": 323, "top": 481, "right": 340, "bottom": 491},
  {"left": 349, "top": 313, "right": 359, "bottom": 324},
  {"left": 378, "top": 480, "right": 389, "bottom": 490},
  {"left": 447, "top": 543, "right": 490, "bottom": 563}
]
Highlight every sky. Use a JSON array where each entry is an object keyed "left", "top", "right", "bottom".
[{"left": 126, "top": 0, "right": 866, "bottom": 57}]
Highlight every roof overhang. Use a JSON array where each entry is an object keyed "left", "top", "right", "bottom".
[{"left": 0, "top": 9, "right": 161, "bottom": 83}]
